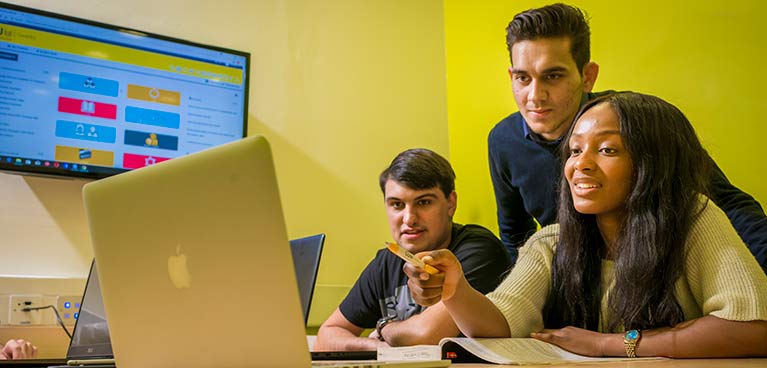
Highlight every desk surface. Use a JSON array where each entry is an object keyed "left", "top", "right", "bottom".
[
  {"left": 454, "top": 358, "right": 767, "bottom": 367},
  {"left": 0, "top": 356, "right": 763, "bottom": 367}
]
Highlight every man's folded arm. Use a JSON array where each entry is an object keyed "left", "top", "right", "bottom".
[
  {"left": 315, "top": 307, "right": 379, "bottom": 351},
  {"left": 379, "top": 302, "right": 459, "bottom": 346}
]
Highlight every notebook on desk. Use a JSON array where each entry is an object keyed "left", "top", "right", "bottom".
[{"left": 82, "top": 135, "right": 448, "bottom": 368}]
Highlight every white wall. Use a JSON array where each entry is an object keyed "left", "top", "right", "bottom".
[
  {"left": 0, "top": 174, "right": 91, "bottom": 276},
  {"left": 1, "top": 0, "right": 448, "bottom": 327}
]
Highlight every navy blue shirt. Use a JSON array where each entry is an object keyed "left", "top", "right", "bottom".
[{"left": 489, "top": 91, "right": 767, "bottom": 272}]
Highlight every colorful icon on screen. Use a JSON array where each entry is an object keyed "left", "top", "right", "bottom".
[{"left": 145, "top": 133, "right": 159, "bottom": 147}]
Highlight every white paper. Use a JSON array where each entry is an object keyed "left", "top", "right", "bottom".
[
  {"left": 377, "top": 344, "right": 442, "bottom": 361},
  {"left": 440, "top": 338, "right": 664, "bottom": 365}
]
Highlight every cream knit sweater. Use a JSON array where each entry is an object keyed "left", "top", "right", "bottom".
[{"left": 486, "top": 198, "right": 767, "bottom": 336}]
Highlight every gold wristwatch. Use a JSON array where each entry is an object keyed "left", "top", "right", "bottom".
[{"left": 623, "top": 329, "right": 641, "bottom": 358}]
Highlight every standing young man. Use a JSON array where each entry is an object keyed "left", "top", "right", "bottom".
[
  {"left": 489, "top": 3, "right": 767, "bottom": 271},
  {"left": 315, "top": 148, "right": 510, "bottom": 350}
]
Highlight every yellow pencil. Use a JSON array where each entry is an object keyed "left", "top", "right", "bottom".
[{"left": 385, "top": 242, "right": 439, "bottom": 275}]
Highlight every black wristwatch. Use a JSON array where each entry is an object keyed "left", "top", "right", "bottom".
[{"left": 375, "top": 315, "right": 397, "bottom": 341}]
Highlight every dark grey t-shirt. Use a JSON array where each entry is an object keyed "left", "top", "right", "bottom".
[{"left": 339, "top": 223, "right": 511, "bottom": 328}]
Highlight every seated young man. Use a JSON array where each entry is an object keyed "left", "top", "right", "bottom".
[{"left": 314, "top": 148, "right": 510, "bottom": 350}]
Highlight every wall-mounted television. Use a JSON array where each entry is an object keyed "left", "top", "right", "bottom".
[{"left": 0, "top": 2, "right": 249, "bottom": 179}]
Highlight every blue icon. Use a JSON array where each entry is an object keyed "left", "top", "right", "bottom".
[
  {"left": 64, "top": 301, "right": 71, "bottom": 309},
  {"left": 75, "top": 303, "right": 81, "bottom": 308},
  {"left": 62, "top": 163, "right": 69, "bottom": 169},
  {"left": 74, "top": 312, "right": 79, "bottom": 319},
  {"left": 64, "top": 313, "right": 70, "bottom": 319},
  {"left": 72, "top": 164, "right": 78, "bottom": 170}
]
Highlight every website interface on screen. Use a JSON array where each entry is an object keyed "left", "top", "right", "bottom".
[{"left": 0, "top": 5, "right": 248, "bottom": 178}]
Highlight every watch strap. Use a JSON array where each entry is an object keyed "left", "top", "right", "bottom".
[
  {"left": 376, "top": 315, "right": 396, "bottom": 342},
  {"left": 623, "top": 329, "right": 641, "bottom": 358}
]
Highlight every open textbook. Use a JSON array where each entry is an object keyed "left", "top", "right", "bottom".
[{"left": 378, "top": 338, "right": 664, "bottom": 365}]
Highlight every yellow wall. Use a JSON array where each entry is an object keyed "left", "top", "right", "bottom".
[
  {"left": 446, "top": 0, "right": 767, "bottom": 232},
  {"left": 3, "top": 0, "right": 447, "bottom": 327}
]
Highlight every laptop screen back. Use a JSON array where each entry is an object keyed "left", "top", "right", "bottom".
[
  {"left": 67, "top": 260, "right": 113, "bottom": 360},
  {"left": 83, "top": 135, "right": 311, "bottom": 368},
  {"left": 289, "top": 233, "right": 325, "bottom": 324}
]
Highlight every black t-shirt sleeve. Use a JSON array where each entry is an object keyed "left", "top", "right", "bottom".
[
  {"left": 451, "top": 225, "right": 512, "bottom": 294},
  {"left": 338, "top": 250, "right": 387, "bottom": 329}
]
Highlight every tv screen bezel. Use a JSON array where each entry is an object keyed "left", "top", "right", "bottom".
[{"left": 0, "top": 1, "right": 250, "bottom": 180}]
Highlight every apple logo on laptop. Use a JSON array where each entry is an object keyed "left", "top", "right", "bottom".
[{"left": 167, "top": 244, "right": 191, "bottom": 289}]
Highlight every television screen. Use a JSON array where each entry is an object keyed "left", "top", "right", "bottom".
[{"left": 0, "top": 2, "right": 249, "bottom": 179}]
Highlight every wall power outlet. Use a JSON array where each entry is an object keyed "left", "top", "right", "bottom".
[
  {"left": 9, "top": 295, "right": 45, "bottom": 325},
  {"left": 4, "top": 294, "right": 82, "bottom": 325}
]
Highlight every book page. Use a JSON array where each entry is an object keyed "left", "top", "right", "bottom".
[
  {"left": 377, "top": 344, "right": 442, "bottom": 361},
  {"left": 441, "top": 338, "right": 659, "bottom": 365}
]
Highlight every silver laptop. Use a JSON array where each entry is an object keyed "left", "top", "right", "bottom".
[
  {"left": 49, "top": 236, "right": 326, "bottom": 367},
  {"left": 82, "top": 135, "right": 448, "bottom": 368}
]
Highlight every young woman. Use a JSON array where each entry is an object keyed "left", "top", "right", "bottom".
[{"left": 405, "top": 92, "right": 767, "bottom": 357}]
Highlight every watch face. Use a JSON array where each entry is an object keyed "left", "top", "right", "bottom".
[
  {"left": 376, "top": 316, "right": 396, "bottom": 329},
  {"left": 625, "top": 329, "right": 639, "bottom": 341}
]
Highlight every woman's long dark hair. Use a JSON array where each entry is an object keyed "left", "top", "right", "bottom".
[{"left": 543, "top": 92, "right": 711, "bottom": 331}]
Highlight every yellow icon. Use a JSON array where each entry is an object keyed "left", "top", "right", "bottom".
[
  {"left": 127, "top": 84, "right": 180, "bottom": 106},
  {"left": 145, "top": 133, "right": 159, "bottom": 147}
]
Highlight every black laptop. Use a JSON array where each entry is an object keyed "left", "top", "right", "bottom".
[
  {"left": 48, "top": 260, "right": 114, "bottom": 368},
  {"left": 294, "top": 235, "right": 376, "bottom": 361},
  {"left": 0, "top": 260, "right": 112, "bottom": 368},
  {"left": 289, "top": 233, "right": 326, "bottom": 324}
]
